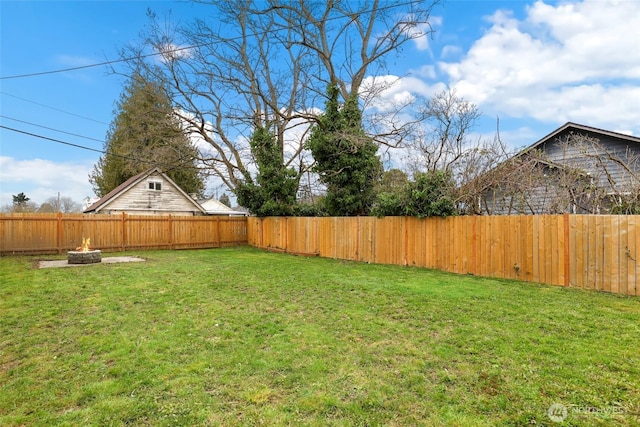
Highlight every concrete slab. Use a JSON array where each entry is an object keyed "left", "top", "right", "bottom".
[{"left": 38, "top": 256, "right": 146, "bottom": 269}]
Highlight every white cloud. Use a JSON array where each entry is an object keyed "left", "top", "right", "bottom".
[
  {"left": 0, "top": 157, "right": 95, "bottom": 208},
  {"left": 438, "top": 0, "right": 640, "bottom": 134},
  {"left": 440, "top": 45, "right": 462, "bottom": 60},
  {"left": 413, "top": 65, "right": 437, "bottom": 79},
  {"left": 156, "top": 42, "right": 193, "bottom": 63},
  {"left": 361, "top": 75, "right": 444, "bottom": 113}
]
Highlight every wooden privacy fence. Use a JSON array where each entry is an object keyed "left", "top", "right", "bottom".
[
  {"left": 248, "top": 215, "right": 639, "bottom": 296},
  {"left": 2, "top": 213, "right": 637, "bottom": 296},
  {"left": 0, "top": 213, "right": 247, "bottom": 254}
]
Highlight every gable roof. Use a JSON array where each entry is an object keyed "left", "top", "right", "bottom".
[
  {"left": 84, "top": 167, "right": 206, "bottom": 214},
  {"left": 521, "top": 122, "right": 640, "bottom": 155},
  {"left": 467, "top": 122, "right": 640, "bottom": 196}
]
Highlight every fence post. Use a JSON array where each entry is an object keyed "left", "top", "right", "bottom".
[
  {"left": 284, "top": 217, "right": 289, "bottom": 253},
  {"left": 121, "top": 212, "right": 126, "bottom": 252},
  {"left": 260, "top": 218, "right": 264, "bottom": 248},
  {"left": 356, "top": 216, "right": 360, "bottom": 261},
  {"left": 216, "top": 217, "right": 221, "bottom": 247},
  {"left": 564, "top": 213, "right": 570, "bottom": 287},
  {"left": 168, "top": 214, "right": 173, "bottom": 250},
  {"left": 57, "top": 212, "right": 63, "bottom": 254},
  {"left": 404, "top": 216, "right": 409, "bottom": 266},
  {"left": 472, "top": 215, "right": 478, "bottom": 276}
]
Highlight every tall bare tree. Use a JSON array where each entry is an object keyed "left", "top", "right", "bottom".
[
  {"left": 399, "top": 88, "right": 516, "bottom": 214},
  {"left": 37, "top": 196, "right": 83, "bottom": 213},
  {"left": 125, "top": 0, "right": 441, "bottom": 200},
  {"left": 406, "top": 88, "right": 483, "bottom": 174}
]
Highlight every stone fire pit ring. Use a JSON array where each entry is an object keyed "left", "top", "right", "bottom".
[{"left": 67, "top": 250, "right": 102, "bottom": 264}]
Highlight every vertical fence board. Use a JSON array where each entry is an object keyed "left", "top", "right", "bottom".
[
  {"left": 516, "top": 216, "right": 527, "bottom": 281},
  {"left": 429, "top": 218, "right": 439, "bottom": 269},
  {"left": 585, "top": 216, "right": 596, "bottom": 290},
  {"left": 451, "top": 217, "right": 462, "bottom": 274},
  {"left": 618, "top": 217, "right": 628, "bottom": 295},
  {"left": 502, "top": 216, "right": 517, "bottom": 279},
  {"left": 631, "top": 217, "right": 639, "bottom": 296},
  {"left": 602, "top": 216, "right": 612, "bottom": 293},
  {"left": 447, "top": 217, "right": 456, "bottom": 272},
  {"left": 506, "top": 216, "right": 516, "bottom": 279},
  {"left": 455, "top": 217, "right": 465, "bottom": 273},
  {"left": 551, "top": 215, "right": 561, "bottom": 286},
  {"left": 333, "top": 218, "right": 356, "bottom": 261},
  {"left": 503, "top": 216, "right": 513, "bottom": 279},
  {"left": 460, "top": 216, "right": 468, "bottom": 273},
  {"left": 405, "top": 217, "right": 420, "bottom": 267},
  {"left": 581, "top": 216, "right": 590, "bottom": 289},
  {"left": 546, "top": 215, "right": 555, "bottom": 284},
  {"left": 544, "top": 216, "right": 553, "bottom": 285},
  {"left": 571, "top": 216, "right": 581, "bottom": 288},
  {"left": 452, "top": 217, "right": 462, "bottom": 273},
  {"left": 595, "top": 216, "right": 604, "bottom": 290},
  {"left": 432, "top": 217, "right": 442, "bottom": 271},
  {"left": 540, "top": 216, "right": 549, "bottom": 284},
  {"left": 609, "top": 216, "right": 620, "bottom": 294},
  {"left": 513, "top": 215, "right": 524, "bottom": 280},
  {"left": 424, "top": 217, "right": 435, "bottom": 269},
  {"left": 626, "top": 217, "right": 637, "bottom": 296},
  {"left": 555, "top": 214, "right": 563, "bottom": 286},
  {"left": 357, "top": 217, "right": 374, "bottom": 263},
  {"left": 286, "top": 217, "right": 299, "bottom": 254},
  {"left": 492, "top": 216, "right": 503, "bottom": 278},
  {"left": 483, "top": 216, "right": 492, "bottom": 276},
  {"left": 476, "top": 216, "right": 486, "bottom": 277},
  {"left": 442, "top": 217, "right": 450, "bottom": 271},
  {"left": 316, "top": 218, "right": 333, "bottom": 258}
]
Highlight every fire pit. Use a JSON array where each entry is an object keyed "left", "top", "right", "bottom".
[{"left": 67, "top": 237, "right": 102, "bottom": 264}]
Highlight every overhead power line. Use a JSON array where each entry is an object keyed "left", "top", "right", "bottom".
[
  {"left": 0, "top": 125, "right": 206, "bottom": 173},
  {"left": 0, "top": 48, "right": 181, "bottom": 80},
  {"left": 0, "top": 115, "right": 104, "bottom": 144},
  {"left": 1, "top": 125, "right": 106, "bottom": 154},
  {"left": 0, "top": 0, "right": 423, "bottom": 80},
  {"left": 0, "top": 91, "right": 110, "bottom": 125}
]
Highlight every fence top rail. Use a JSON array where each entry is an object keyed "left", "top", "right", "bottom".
[
  {"left": 251, "top": 214, "right": 640, "bottom": 219},
  {"left": 0, "top": 213, "right": 249, "bottom": 219}
]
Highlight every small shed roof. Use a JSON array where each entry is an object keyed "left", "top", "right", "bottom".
[{"left": 199, "top": 198, "right": 248, "bottom": 216}]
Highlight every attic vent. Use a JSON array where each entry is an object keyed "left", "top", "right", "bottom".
[{"left": 148, "top": 181, "right": 162, "bottom": 191}]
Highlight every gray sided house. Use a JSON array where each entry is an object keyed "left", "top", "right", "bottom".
[
  {"left": 481, "top": 123, "right": 640, "bottom": 215},
  {"left": 84, "top": 167, "right": 206, "bottom": 216}
]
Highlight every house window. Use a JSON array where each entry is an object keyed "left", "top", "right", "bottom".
[{"left": 148, "top": 181, "right": 162, "bottom": 191}]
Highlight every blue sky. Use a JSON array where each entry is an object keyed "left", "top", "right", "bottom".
[{"left": 1, "top": 0, "right": 639, "bottom": 208}]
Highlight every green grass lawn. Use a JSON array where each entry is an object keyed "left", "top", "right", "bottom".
[{"left": 1, "top": 247, "right": 638, "bottom": 426}]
